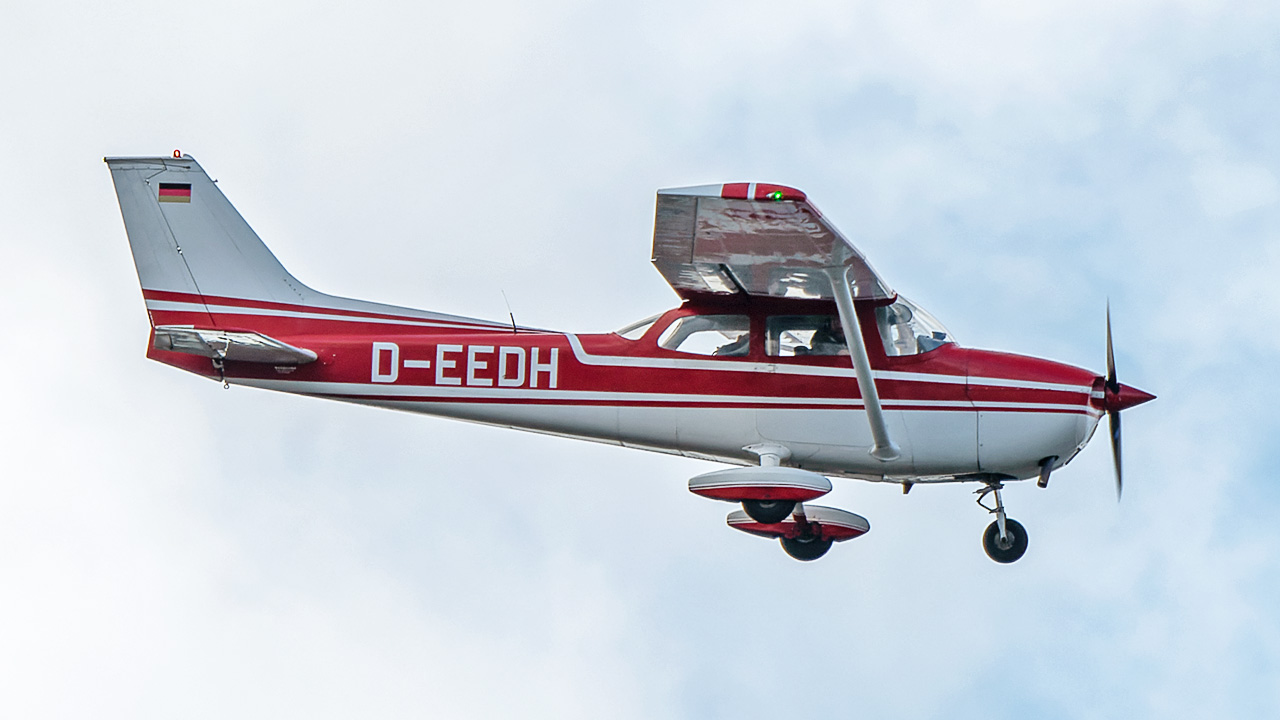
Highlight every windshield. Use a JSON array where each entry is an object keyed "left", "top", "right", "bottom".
[
  {"left": 875, "top": 296, "right": 955, "bottom": 356},
  {"left": 615, "top": 313, "right": 662, "bottom": 340}
]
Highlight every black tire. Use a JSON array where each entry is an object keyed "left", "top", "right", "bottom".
[
  {"left": 982, "top": 518, "right": 1029, "bottom": 563},
  {"left": 781, "top": 534, "right": 833, "bottom": 561},
  {"left": 742, "top": 499, "right": 796, "bottom": 525}
]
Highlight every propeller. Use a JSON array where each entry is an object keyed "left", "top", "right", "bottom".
[
  {"left": 1101, "top": 302, "right": 1156, "bottom": 501},
  {"left": 1106, "top": 303, "right": 1122, "bottom": 500}
]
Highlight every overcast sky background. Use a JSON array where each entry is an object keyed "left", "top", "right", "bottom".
[{"left": 2, "top": 1, "right": 1278, "bottom": 717}]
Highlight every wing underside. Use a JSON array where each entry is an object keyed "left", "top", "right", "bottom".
[{"left": 652, "top": 183, "right": 893, "bottom": 301}]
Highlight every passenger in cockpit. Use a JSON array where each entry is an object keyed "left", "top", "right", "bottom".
[
  {"left": 714, "top": 333, "right": 750, "bottom": 356},
  {"left": 808, "top": 317, "right": 848, "bottom": 356}
]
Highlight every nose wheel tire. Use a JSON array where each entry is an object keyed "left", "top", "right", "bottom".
[
  {"left": 781, "top": 534, "right": 833, "bottom": 561},
  {"left": 742, "top": 499, "right": 796, "bottom": 524},
  {"left": 982, "top": 518, "right": 1028, "bottom": 563}
]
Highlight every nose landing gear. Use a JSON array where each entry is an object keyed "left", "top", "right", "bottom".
[{"left": 976, "top": 481, "right": 1028, "bottom": 563}]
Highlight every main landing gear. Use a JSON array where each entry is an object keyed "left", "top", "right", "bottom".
[
  {"left": 688, "top": 458, "right": 871, "bottom": 562},
  {"left": 779, "top": 523, "right": 834, "bottom": 562},
  {"left": 976, "top": 481, "right": 1028, "bottom": 563}
]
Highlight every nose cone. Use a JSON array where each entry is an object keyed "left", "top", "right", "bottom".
[{"left": 1103, "top": 382, "right": 1156, "bottom": 412}]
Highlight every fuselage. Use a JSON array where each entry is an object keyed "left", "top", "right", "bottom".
[{"left": 145, "top": 289, "right": 1105, "bottom": 484}]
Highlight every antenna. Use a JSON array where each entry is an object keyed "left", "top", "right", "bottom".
[{"left": 501, "top": 290, "right": 518, "bottom": 334}]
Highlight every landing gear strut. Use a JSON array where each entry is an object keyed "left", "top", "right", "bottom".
[
  {"left": 976, "top": 481, "right": 1028, "bottom": 563},
  {"left": 779, "top": 504, "right": 832, "bottom": 561}
]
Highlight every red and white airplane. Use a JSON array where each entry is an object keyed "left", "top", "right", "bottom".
[{"left": 107, "top": 153, "right": 1154, "bottom": 563}]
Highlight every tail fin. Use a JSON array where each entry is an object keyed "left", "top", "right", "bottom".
[
  {"left": 106, "top": 155, "right": 314, "bottom": 310},
  {"left": 106, "top": 154, "right": 500, "bottom": 332}
]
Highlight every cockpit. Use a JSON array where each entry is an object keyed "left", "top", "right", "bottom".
[{"left": 614, "top": 295, "right": 955, "bottom": 359}]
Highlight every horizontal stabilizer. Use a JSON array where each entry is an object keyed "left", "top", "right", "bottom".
[{"left": 153, "top": 326, "right": 318, "bottom": 365}]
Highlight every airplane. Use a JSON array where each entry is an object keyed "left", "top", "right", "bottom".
[{"left": 106, "top": 152, "right": 1155, "bottom": 564}]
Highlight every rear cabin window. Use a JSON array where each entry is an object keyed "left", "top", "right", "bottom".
[{"left": 658, "top": 315, "right": 750, "bottom": 356}]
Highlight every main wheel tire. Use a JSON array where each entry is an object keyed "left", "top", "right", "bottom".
[
  {"left": 982, "top": 518, "right": 1029, "bottom": 563},
  {"left": 742, "top": 499, "right": 796, "bottom": 524},
  {"left": 781, "top": 534, "right": 833, "bottom": 561}
]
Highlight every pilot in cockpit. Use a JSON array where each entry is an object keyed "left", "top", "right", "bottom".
[
  {"left": 883, "top": 303, "right": 918, "bottom": 355},
  {"left": 876, "top": 297, "right": 954, "bottom": 356}
]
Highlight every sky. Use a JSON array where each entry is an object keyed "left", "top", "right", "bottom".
[{"left": 2, "top": 0, "right": 1279, "bottom": 717}]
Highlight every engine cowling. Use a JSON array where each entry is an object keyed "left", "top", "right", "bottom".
[{"left": 688, "top": 466, "right": 832, "bottom": 503}]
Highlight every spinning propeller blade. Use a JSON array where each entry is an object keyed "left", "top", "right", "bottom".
[
  {"left": 1105, "top": 303, "right": 1117, "bottom": 393},
  {"left": 1109, "top": 406, "right": 1122, "bottom": 500}
]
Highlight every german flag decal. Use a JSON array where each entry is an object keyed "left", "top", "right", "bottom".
[{"left": 158, "top": 182, "right": 192, "bottom": 203}]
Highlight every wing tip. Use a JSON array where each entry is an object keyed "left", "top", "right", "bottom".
[{"left": 658, "top": 182, "right": 806, "bottom": 202}]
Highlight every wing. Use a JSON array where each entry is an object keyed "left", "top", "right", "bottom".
[
  {"left": 651, "top": 183, "right": 893, "bottom": 301},
  {"left": 652, "top": 182, "right": 902, "bottom": 463}
]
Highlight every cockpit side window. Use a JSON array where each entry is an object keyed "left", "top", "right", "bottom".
[
  {"left": 875, "top": 296, "right": 955, "bottom": 357},
  {"left": 766, "top": 315, "right": 848, "bottom": 357},
  {"left": 658, "top": 315, "right": 750, "bottom": 356}
]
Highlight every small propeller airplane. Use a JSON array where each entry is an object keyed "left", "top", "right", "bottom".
[{"left": 107, "top": 153, "right": 1154, "bottom": 563}]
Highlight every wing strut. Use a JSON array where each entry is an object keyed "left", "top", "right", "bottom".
[{"left": 827, "top": 266, "right": 901, "bottom": 462}]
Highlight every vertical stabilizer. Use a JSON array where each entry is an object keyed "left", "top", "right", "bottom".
[
  {"left": 105, "top": 154, "right": 502, "bottom": 331},
  {"left": 106, "top": 155, "right": 311, "bottom": 307}
]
